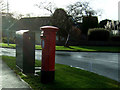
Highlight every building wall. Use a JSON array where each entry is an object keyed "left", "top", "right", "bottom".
[{"left": 35, "top": 32, "right": 41, "bottom": 45}]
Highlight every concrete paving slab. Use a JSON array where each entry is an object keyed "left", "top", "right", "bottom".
[{"left": 1, "top": 59, "right": 31, "bottom": 90}]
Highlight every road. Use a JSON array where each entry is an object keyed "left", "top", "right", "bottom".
[{"left": 0, "top": 48, "right": 119, "bottom": 82}]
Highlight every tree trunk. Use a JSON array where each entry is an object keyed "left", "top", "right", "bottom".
[{"left": 64, "top": 33, "right": 70, "bottom": 47}]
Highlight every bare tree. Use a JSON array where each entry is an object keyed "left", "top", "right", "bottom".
[
  {"left": 0, "top": 0, "right": 6, "bottom": 13},
  {"left": 11, "top": 12, "right": 24, "bottom": 20},
  {"left": 67, "top": 1, "right": 101, "bottom": 22},
  {"left": 25, "top": 13, "right": 30, "bottom": 17},
  {"left": 35, "top": 1, "right": 57, "bottom": 14}
]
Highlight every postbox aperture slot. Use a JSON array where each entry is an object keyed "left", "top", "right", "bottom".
[{"left": 40, "top": 31, "right": 46, "bottom": 38}]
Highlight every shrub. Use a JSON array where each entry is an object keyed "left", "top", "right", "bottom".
[
  {"left": 9, "top": 38, "right": 16, "bottom": 44},
  {"left": 2, "top": 37, "right": 8, "bottom": 43},
  {"left": 88, "top": 28, "right": 110, "bottom": 41},
  {"left": 82, "top": 16, "right": 98, "bottom": 35},
  {"left": 2, "top": 37, "right": 16, "bottom": 44},
  {"left": 110, "top": 36, "right": 120, "bottom": 41}
]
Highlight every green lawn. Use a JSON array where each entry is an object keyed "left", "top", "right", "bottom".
[
  {"left": 0, "top": 43, "right": 16, "bottom": 48},
  {"left": 0, "top": 43, "right": 120, "bottom": 52},
  {"left": 2, "top": 56, "right": 119, "bottom": 89},
  {"left": 69, "top": 46, "right": 120, "bottom": 52}
]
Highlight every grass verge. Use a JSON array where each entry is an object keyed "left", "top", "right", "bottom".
[
  {"left": 2, "top": 56, "right": 120, "bottom": 89},
  {"left": 69, "top": 46, "right": 120, "bottom": 52},
  {"left": 1, "top": 43, "right": 120, "bottom": 52}
]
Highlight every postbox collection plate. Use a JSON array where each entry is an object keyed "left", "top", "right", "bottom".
[{"left": 41, "top": 40, "right": 45, "bottom": 48}]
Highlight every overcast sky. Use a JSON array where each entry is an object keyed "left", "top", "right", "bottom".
[
  {"left": 4, "top": 0, "right": 120, "bottom": 22},
  {"left": 118, "top": 1, "right": 120, "bottom": 21}
]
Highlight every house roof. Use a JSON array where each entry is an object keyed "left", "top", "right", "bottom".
[{"left": 9, "top": 17, "right": 51, "bottom": 32}]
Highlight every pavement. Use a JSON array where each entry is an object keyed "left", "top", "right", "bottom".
[{"left": 0, "top": 58, "right": 32, "bottom": 90}]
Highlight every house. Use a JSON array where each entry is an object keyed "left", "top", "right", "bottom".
[
  {"left": 9, "top": 17, "right": 51, "bottom": 44},
  {"left": 9, "top": 15, "right": 85, "bottom": 45}
]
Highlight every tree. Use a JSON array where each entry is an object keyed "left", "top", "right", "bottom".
[
  {"left": 99, "top": 19, "right": 111, "bottom": 28},
  {"left": 51, "top": 8, "right": 73, "bottom": 46},
  {"left": 11, "top": 12, "right": 24, "bottom": 20},
  {"left": 67, "top": 1, "right": 100, "bottom": 22},
  {"left": 82, "top": 16, "right": 98, "bottom": 35},
  {"left": 26, "top": 13, "right": 31, "bottom": 17},
  {"left": 67, "top": 1, "right": 102, "bottom": 37},
  {"left": 0, "top": 0, "right": 6, "bottom": 13},
  {"left": 35, "top": 1, "right": 57, "bottom": 14}
]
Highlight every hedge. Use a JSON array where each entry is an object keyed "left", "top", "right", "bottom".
[
  {"left": 2, "top": 37, "right": 16, "bottom": 44},
  {"left": 88, "top": 28, "right": 110, "bottom": 41},
  {"left": 110, "top": 35, "right": 120, "bottom": 41}
]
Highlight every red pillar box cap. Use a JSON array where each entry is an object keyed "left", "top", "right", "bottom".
[{"left": 40, "top": 26, "right": 59, "bottom": 32}]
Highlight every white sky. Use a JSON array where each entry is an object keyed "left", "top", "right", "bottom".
[
  {"left": 4, "top": 0, "right": 120, "bottom": 22},
  {"left": 118, "top": 1, "right": 120, "bottom": 21}
]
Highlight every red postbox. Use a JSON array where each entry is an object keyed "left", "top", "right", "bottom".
[{"left": 40, "top": 26, "right": 59, "bottom": 83}]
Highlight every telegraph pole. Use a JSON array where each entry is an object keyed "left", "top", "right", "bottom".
[
  {"left": 7, "top": 0, "right": 9, "bottom": 45},
  {"left": 7, "top": 0, "right": 9, "bottom": 14},
  {"left": 118, "top": 1, "right": 120, "bottom": 22}
]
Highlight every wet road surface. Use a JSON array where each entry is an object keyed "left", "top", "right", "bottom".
[{"left": 0, "top": 48, "right": 119, "bottom": 82}]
